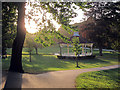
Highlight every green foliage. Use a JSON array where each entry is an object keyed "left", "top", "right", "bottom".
[
  {"left": 40, "top": 2, "right": 77, "bottom": 25},
  {"left": 108, "top": 22, "right": 120, "bottom": 51},
  {"left": 24, "top": 33, "right": 43, "bottom": 55},
  {"left": 26, "top": 41, "right": 34, "bottom": 54},
  {"left": 25, "top": 35, "right": 34, "bottom": 61},
  {"left": 2, "top": 2, "right": 18, "bottom": 56},
  {"left": 26, "top": 2, "right": 87, "bottom": 47},
  {"left": 61, "top": 24, "right": 79, "bottom": 34},
  {"left": 35, "top": 30, "right": 55, "bottom": 47},
  {"left": 84, "top": 2, "right": 120, "bottom": 51},
  {"left": 71, "top": 37, "right": 81, "bottom": 56},
  {"left": 76, "top": 68, "right": 120, "bottom": 88}
]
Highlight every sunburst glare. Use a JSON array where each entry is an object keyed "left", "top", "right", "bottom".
[{"left": 25, "top": 2, "right": 61, "bottom": 34}]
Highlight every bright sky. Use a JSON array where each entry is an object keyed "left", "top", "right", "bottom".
[
  {"left": 25, "top": 2, "right": 86, "bottom": 34},
  {"left": 69, "top": 4, "right": 86, "bottom": 24}
]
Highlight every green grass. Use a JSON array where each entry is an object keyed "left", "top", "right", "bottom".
[
  {"left": 2, "top": 44, "right": 119, "bottom": 73},
  {"left": 76, "top": 68, "right": 120, "bottom": 89},
  {"left": 6, "top": 44, "right": 60, "bottom": 55},
  {"left": 6, "top": 44, "right": 93, "bottom": 55}
]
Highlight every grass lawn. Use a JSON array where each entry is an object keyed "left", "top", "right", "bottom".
[
  {"left": 76, "top": 68, "right": 120, "bottom": 88},
  {"left": 2, "top": 44, "right": 119, "bottom": 73},
  {"left": 6, "top": 44, "right": 60, "bottom": 55}
]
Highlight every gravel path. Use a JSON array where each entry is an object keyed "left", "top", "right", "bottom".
[{"left": 3, "top": 65, "right": 120, "bottom": 88}]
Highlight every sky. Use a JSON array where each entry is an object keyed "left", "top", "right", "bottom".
[
  {"left": 25, "top": 2, "right": 86, "bottom": 33},
  {"left": 69, "top": 3, "right": 87, "bottom": 24}
]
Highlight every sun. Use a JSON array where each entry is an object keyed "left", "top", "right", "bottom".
[
  {"left": 25, "top": 19, "right": 39, "bottom": 34},
  {"left": 25, "top": 2, "right": 40, "bottom": 34},
  {"left": 24, "top": 2, "right": 85, "bottom": 34},
  {"left": 25, "top": 18, "right": 61, "bottom": 33}
]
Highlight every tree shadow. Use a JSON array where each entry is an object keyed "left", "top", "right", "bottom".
[
  {"left": 22, "top": 55, "right": 76, "bottom": 73},
  {"left": 78, "top": 58, "right": 110, "bottom": 64},
  {"left": 76, "top": 66, "right": 81, "bottom": 68},
  {"left": 23, "top": 54, "right": 110, "bottom": 73},
  {"left": 3, "top": 71, "right": 22, "bottom": 89},
  {"left": 59, "top": 56, "right": 110, "bottom": 64},
  {"left": 95, "top": 68, "right": 120, "bottom": 86}
]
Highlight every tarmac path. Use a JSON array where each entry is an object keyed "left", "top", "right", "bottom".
[{"left": 2, "top": 65, "right": 120, "bottom": 88}]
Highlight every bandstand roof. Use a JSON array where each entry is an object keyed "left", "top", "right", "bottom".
[{"left": 58, "top": 32, "right": 93, "bottom": 44}]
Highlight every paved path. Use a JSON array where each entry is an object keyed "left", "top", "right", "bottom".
[{"left": 3, "top": 65, "right": 120, "bottom": 88}]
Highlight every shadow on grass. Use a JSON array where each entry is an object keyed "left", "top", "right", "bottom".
[
  {"left": 22, "top": 55, "right": 73, "bottom": 73},
  {"left": 2, "top": 52, "right": 118, "bottom": 74},
  {"left": 76, "top": 68, "right": 120, "bottom": 88},
  {"left": 59, "top": 57, "right": 110, "bottom": 64},
  {"left": 22, "top": 54, "right": 112, "bottom": 74},
  {"left": 79, "top": 58, "right": 109, "bottom": 64},
  {"left": 101, "top": 68, "right": 120, "bottom": 81}
]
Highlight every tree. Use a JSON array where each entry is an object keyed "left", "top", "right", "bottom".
[
  {"left": 104, "top": 2, "right": 120, "bottom": 52},
  {"left": 108, "top": 22, "right": 120, "bottom": 52},
  {"left": 71, "top": 37, "right": 81, "bottom": 67},
  {"left": 88, "top": 18, "right": 108, "bottom": 56},
  {"left": 84, "top": 2, "right": 108, "bottom": 56},
  {"left": 83, "top": 2, "right": 120, "bottom": 55},
  {"left": 9, "top": 2, "right": 26, "bottom": 73},
  {"left": 33, "top": 41, "right": 39, "bottom": 55},
  {"left": 2, "top": 2, "right": 17, "bottom": 58},
  {"left": 25, "top": 37, "right": 34, "bottom": 62},
  {"left": 24, "top": 32, "right": 43, "bottom": 56}
]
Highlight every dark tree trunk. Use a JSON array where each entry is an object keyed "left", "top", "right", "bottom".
[
  {"left": 30, "top": 51, "right": 31, "bottom": 62},
  {"left": 118, "top": 53, "right": 120, "bottom": 62},
  {"left": 76, "top": 55, "right": 79, "bottom": 68},
  {"left": 9, "top": 3, "right": 26, "bottom": 73},
  {"left": 35, "top": 47, "right": 38, "bottom": 55},
  {"left": 59, "top": 44, "right": 62, "bottom": 56},
  {"left": 99, "top": 46, "right": 103, "bottom": 56},
  {"left": 76, "top": 59, "right": 79, "bottom": 67},
  {"left": 118, "top": 49, "right": 120, "bottom": 62}
]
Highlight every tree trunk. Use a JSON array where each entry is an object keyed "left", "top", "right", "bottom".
[
  {"left": 76, "top": 55, "right": 79, "bottom": 68},
  {"left": 9, "top": 3, "right": 26, "bottom": 73},
  {"left": 30, "top": 51, "right": 31, "bottom": 62},
  {"left": 118, "top": 53, "right": 120, "bottom": 62},
  {"left": 76, "top": 59, "right": 79, "bottom": 67},
  {"left": 99, "top": 46, "right": 103, "bottom": 56},
  {"left": 118, "top": 49, "right": 120, "bottom": 62},
  {"left": 35, "top": 47, "right": 38, "bottom": 55},
  {"left": 59, "top": 44, "right": 62, "bottom": 56}
]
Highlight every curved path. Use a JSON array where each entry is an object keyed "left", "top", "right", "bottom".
[{"left": 3, "top": 65, "right": 120, "bottom": 88}]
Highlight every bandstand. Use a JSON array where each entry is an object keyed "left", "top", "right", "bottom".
[{"left": 57, "top": 32, "right": 95, "bottom": 59}]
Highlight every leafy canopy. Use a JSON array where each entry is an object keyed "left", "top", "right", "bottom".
[{"left": 25, "top": 1, "right": 88, "bottom": 47}]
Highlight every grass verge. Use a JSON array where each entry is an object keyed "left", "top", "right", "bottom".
[{"left": 76, "top": 68, "right": 120, "bottom": 89}]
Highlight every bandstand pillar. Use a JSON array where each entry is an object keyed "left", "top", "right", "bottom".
[
  {"left": 82, "top": 44, "right": 84, "bottom": 55},
  {"left": 91, "top": 44, "right": 93, "bottom": 55},
  {"left": 67, "top": 44, "right": 69, "bottom": 55},
  {"left": 85, "top": 44, "right": 86, "bottom": 56}
]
